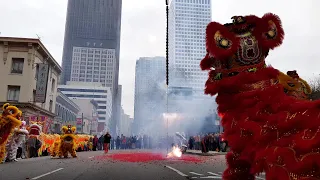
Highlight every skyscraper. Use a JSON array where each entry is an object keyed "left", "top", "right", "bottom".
[
  {"left": 61, "top": 0, "right": 122, "bottom": 134},
  {"left": 168, "top": 0, "right": 211, "bottom": 93},
  {"left": 61, "top": 0, "right": 122, "bottom": 87},
  {"left": 133, "top": 57, "right": 166, "bottom": 134}
]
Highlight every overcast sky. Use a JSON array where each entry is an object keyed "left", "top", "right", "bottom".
[{"left": 1, "top": 0, "right": 319, "bottom": 117}]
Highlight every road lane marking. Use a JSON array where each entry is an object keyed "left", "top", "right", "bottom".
[
  {"left": 190, "top": 172, "right": 204, "bottom": 176},
  {"left": 88, "top": 156, "right": 94, "bottom": 159},
  {"left": 207, "top": 172, "right": 221, "bottom": 177},
  {"left": 199, "top": 176, "right": 222, "bottom": 179},
  {"left": 165, "top": 165, "right": 188, "bottom": 177},
  {"left": 31, "top": 168, "right": 64, "bottom": 180}
]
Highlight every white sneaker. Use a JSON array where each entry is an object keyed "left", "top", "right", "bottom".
[{"left": 13, "top": 159, "right": 18, "bottom": 162}]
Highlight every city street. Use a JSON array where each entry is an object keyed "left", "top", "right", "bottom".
[{"left": 0, "top": 150, "right": 266, "bottom": 180}]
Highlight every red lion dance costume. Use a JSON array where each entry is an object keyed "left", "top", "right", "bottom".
[{"left": 200, "top": 13, "right": 320, "bottom": 180}]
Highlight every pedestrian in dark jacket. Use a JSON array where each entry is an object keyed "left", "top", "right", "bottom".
[
  {"left": 103, "top": 132, "right": 111, "bottom": 154},
  {"left": 93, "top": 135, "right": 98, "bottom": 151}
]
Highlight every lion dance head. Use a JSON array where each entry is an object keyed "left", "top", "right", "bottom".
[
  {"left": 28, "top": 120, "right": 43, "bottom": 137},
  {"left": 0, "top": 103, "right": 23, "bottom": 162},
  {"left": 0, "top": 103, "right": 23, "bottom": 145},
  {"left": 61, "top": 125, "right": 76, "bottom": 145}
]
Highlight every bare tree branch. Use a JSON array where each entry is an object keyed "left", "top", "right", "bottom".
[{"left": 308, "top": 76, "right": 320, "bottom": 100}]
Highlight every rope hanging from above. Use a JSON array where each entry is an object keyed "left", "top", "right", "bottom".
[{"left": 166, "top": 0, "right": 169, "bottom": 86}]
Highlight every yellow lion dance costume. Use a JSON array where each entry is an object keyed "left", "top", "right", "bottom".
[
  {"left": 278, "top": 70, "right": 311, "bottom": 100},
  {"left": 0, "top": 103, "right": 22, "bottom": 162},
  {"left": 51, "top": 125, "right": 77, "bottom": 158}
]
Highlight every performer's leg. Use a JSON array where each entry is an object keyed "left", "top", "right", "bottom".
[
  {"left": 21, "top": 143, "right": 26, "bottom": 159},
  {"left": 107, "top": 143, "right": 110, "bottom": 152},
  {"left": 0, "top": 145, "right": 5, "bottom": 163},
  {"left": 63, "top": 149, "right": 68, "bottom": 158},
  {"left": 10, "top": 145, "right": 18, "bottom": 161},
  {"left": 70, "top": 149, "right": 77, "bottom": 158},
  {"left": 58, "top": 148, "right": 63, "bottom": 158},
  {"left": 103, "top": 143, "right": 107, "bottom": 153}
]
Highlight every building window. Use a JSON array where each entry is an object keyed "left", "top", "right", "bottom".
[
  {"left": 11, "top": 58, "right": 24, "bottom": 74},
  {"left": 33, "top": 89, "right": 36, "bottom": 103},
  {"left": 49, "top": 100, "right": 53, "bottom": 112},
  {"left": 7, "top": 86, "right": 20, "bottom": 101},
  {"left": 35, "top": 64, "right": 39, "bottom": 78},
  {"left": 98, "top": 111, "right": 106, "bottom": 115},
  {"left": 51, "top": 78, "right": 56, "bottom": 92}
]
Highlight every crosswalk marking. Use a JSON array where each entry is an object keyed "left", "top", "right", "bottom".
[
  {"left": 207, "top": 172, "right": 221, "bottom": 176},
  {"left": 190, "top": 172, "right": 204, "bottom": 176},
  {"left": 199, "top": 176, "right": 222, "bottom": 179},
  {"left": 165, "top": 165, "right": 188, "bottom": 177}
]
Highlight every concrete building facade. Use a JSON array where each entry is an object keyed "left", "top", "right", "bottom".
[
  {"left": 0, "top": 37, "right": 62, "bottom": 133},
  {"left": 119, "top": 107, "right": 132, "bottom": 136},
  {"left": 70, "top": 47, "right": 116, "bottom": 90},
  {"left": 58, "top": 81, "right": 112, "bottom": 133},
  {"left": 71, "top": 99, "right": 98, "bottom": 134},
  {"left": 54, "top": 89, "right": 80, "bottom": 133}
]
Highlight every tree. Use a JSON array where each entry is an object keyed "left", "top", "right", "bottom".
[{"left": 309, "top": 76, "right": 320, "bottom": 100}]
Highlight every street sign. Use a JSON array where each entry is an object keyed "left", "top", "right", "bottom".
[{"left": 35, "top": 63, "right": 49, "bottom": 103}]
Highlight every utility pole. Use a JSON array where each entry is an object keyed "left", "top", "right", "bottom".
[
  {"left": 81, "top": 113, "right": 84, "bottom": 134},
  {"left": 165, "top": 0, "right": 169, "bottom": 154}
]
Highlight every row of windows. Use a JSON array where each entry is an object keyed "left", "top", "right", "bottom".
[
  {"left": 175, "top": 0, "right": 210, "bottom": 5},
  {"left": 59, "top": 88, "right": 108, "bottom": 93},
  {"left": 55, "top": 104, "right": 77, "bottom": 122},
  {"left": 64, "top": 94, "right": 107, "bottom": 99},
  {"left": 73, "top": 48, "right": 115, "bottom": 55},
  {"left": 69, "top": 78, "right": 112, "bottom": 85},
  {"left": 7, "top": 85, "right": 54, "bottom": 113},
  {"left": 96, "top": 101, "right": 107, "bottom": 104}
]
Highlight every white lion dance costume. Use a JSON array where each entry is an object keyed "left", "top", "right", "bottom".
[{"left": 5, "top": 121, "right": 29, "bottom": 162}]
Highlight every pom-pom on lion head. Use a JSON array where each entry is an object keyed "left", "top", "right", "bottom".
[
  {"left": 60, "top": 125, "right": 76, "bottom": 145},
  {"left": 62, "top": 125, "right": 76, "bottom": 134}
]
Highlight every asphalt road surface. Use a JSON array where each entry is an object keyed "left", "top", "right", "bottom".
[{"left": 0, "top": 150, "right": 266, "bottom": 180}]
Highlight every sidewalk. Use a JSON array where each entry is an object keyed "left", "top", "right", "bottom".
[{"left": 185, "top": 150, "right": 227, "bottom": 156}]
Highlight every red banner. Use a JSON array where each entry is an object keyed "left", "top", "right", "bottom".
[{"left": 76, "top": 118, "right": 82, "bottom": 125}]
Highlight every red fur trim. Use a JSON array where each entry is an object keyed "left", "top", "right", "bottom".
[
  {"left": 255, "top": 13, "right": 285, "bottom": 50},
  {"left": 200, "top": 53, "right": 214, "bottom": 70},
  {"left": 206, "top": 22, "right": 239, "bottom": 60},
  {"left": 245, "top": 15, "right": 261, "bottom": 24},
  {"left": 266, "top": 165, "right": 291, "bottom": 180},
  {"left": 205, "top": 67, "right": 279, "bottom": 96}
]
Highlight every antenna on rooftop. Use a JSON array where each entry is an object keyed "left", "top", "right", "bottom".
[{"left": 36, "top": 34, "right": 42, "bottom": 40}]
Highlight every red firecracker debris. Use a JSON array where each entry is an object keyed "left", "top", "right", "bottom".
[{"left": 94, "top": 152, "right": 203, "bottom": 163}]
